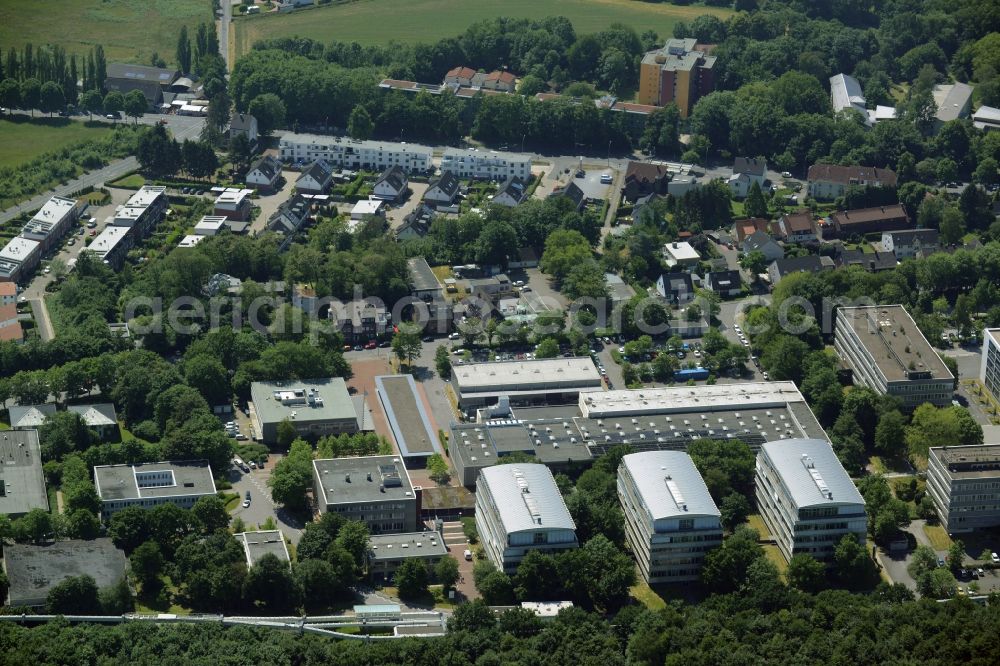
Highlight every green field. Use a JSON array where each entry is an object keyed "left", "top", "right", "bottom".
[
  {"left": 0, "top": 0, "right": 213, "bottom": 65},
  {"left": 0, "top": 116, "right": 112, "bottom": 170},
  {"left": 234, "top": 0, "right": 733, "bottom": 55}
]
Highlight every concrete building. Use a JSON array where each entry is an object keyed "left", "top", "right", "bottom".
[
  {"left": 94, "top": 460, "right": 216, "bottom": 520},
  {"left": 637, "top": 38, "right": 716, "bottom": 118},
  {"left": 807, "top": 164, "right": 897, "bottom": 201},
  {"left": 408, "top": 257, "right": 443, "bottom": 301},
  {"left": 662, "top": 241, "right": 701, "bottom": 268},
  {"left": 926, "top": 445, "right": 1000, "bottom": 532},
  {"left": 476, "top": 463, "right": 578, "bottom": 573},
  {"left": 980, "top": 329, "right": 1000, "bottom": 404},
  {"left": 375, "top": 374, "right": 443, "bottom": 467},
  {"left": 279, "top": 134, "right": 433, "bottom": 173},
  {"left": 194, "top": 215, "right": 228, "bottom": 236},
  {"left": 112, "top": 186, "right": 168, "bottom": 237},
  {"left": 618, "top": 451, "right": 722, "bottom": 583},
  {"left": 350, "top": 199, "right": 385, "bottom": 221},
  {"left": 213, "top": 188, "right": 253, "bottom": 221},
  {"left": 441, "top": 148, "right": 531, "bottom": 181},
  {"left": 755, "top": 439, "right": 867, "bottom": 563},
  {"left": 834, "top": 305, "right": 954, "bottom": 408},
  {"left": 3, "top": 539, "right": 128, "bottom": 608},
  {"left": 933, "top": 82, "right": 974, "bottom": 127},
  {"left": 250, "top": 378, "right": 368, "bottom": 445},
  {"left": 452, "top": 358, "right": 603, "bottom": 409},
  {"left": 312, "top": 455, "right": 418, "bottom": 533},
  {"left": 367, "top": 530, "right": 449, "bottom": 582},
  {"left": 20, "top": 196, "right": 79, "bottom": 253},
  {"left": 881, "top": 229, "right": 939, "bottom": 259},
  {"left": 0, "top": 237, "right": 41, "bottom": 284},
  {"left": 972, "top": 105, "right": 1000, "bottom": 132},
  {"left": 0, "top": 429, "right": 48, "bottom": 518},
  {"left": 830, "top": 73, "right": 868, "bottom": 119},
  {"left": 85, "top": 226, "right": 132, "bottom": 270},
  {"left": 235, "top": 530, "right": 291, "bottom": 567},
  {"left": 656, "top": 271, "right": 695, "bottom": 304},
  {"left": 742, "top": 230, "right": 784, "bottom": 262}
]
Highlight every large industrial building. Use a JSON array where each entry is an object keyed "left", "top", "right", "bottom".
[
  {"left": 618, "top": 451, "right": 722, "bottom": 583},
  {"left": 451, "top": 358, "right": 603, "bottom": 409},
  {"left": 93, "top": 460, "right": 217, "bottom": 520},
  {"left": 637, "top": 38, "right": 716, "bottom": 118},
  {"left": 475, "top": 463, "right": 578, "bottom": 573},
  {"left": 0, "top": 429, "right": 48, "bottom": 518},
  {"left": 449, "top": 382, "right": 828, "bottom": 488},
  {"left": 278, "top": 134, "right": 433, "bottom": 173},
  {"left": 755, "top": 439, "right": 867, "bottom": 563},
  {"left": 440, "top": 147, "right": 532, "bottom": 181},
  {"left": 250, "top": 378, "right": 372, "bottom": 445},
  {"left": 312, "top": 455, "right": 418, "bottom": 534},
  {"left": 926, "top": 445, "right": 1000, "bottom": 532},
  {"left": 834, "top": 305, "right": 954, "bottom": 408}
]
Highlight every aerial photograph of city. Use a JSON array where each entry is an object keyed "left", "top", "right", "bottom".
[{"left": 0, "top": 0, "right": 999, "bottom": 662}]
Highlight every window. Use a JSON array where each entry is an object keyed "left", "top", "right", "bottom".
[{"left": 678, "top": 519, "right": 694, "bottom": 531}]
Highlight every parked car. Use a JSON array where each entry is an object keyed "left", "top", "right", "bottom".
[
  {"left": 464, "top": 549, "right": 473, "bottom": 561},
  {"left": 242, "top": 494, "right": 251, "bottom": 508},
  {"left": 364, "top": 340, "right": 378, "bottom": 349},
  {"left": 992, "top": 552, "right": 999, "bottom": 563}
]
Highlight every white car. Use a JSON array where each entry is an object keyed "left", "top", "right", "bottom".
[
  {"left": 242, "top": 498, "right": 251, "bottom": 508},
  {"left": 992, "top": 552, "right": 999, "bottom": 563},
  {"left": 762, "top": 371, "right": 769, "bottom": 380},
  {"left": 600, "top": 173, "right": 613, "bottom": 184},
  {"left": 781, "top": 171, "right": 792, "bottom": 178}
]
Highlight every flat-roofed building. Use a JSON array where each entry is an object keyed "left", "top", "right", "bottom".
[
  {"left": 441, "top": 147, "right": 531, "bottom": 181},
  {"left": 980, "top": 329, "right": 1000, "bottom": 404},
  {"left": 236, "top": 530, "right": 291, "bottom": 567},
  {"left": 94, "top": 460, "right": 216, "bottom": 520},
  {"left": 194, "top": 215, "right": 228, "bottom": 236},
  {"left": 375, "top": 374, "right": 443, "bottom": 467},
  {"left": 408, "top": 257, "right": 443, "bottom": 301},
  {"left": 213, "top": 188, "right": 253, "bottom": 221},
  {"left": 618, "top": 451, "right": 721, "bottom": 583},
  {"left": 0, "top": 429, "right": 48, "bottom": 518},
  {"left": 933, "top": 82, "right": 974, "bottom": 126},
  {"left": 834, "top": 305, "right": 954, "bottom": 408},
  {"left": 926, "top": 445, "right": 1000, "bottom": 532},
  {"left": 0, "top": 237, "right": 41, "bottom": 283},
  {"left": 312, "top": 455, "right": 418, "bottom": 533},
  {"left": 84, "top": 226, "right": 132, "bottom": 270},
  {"left": 638, "top": 38, "right": 716, "bottom": 118},
  {"left": 20, "top": 196, "right": 79, "bottom": 253},
  {"left": 3, "top": 538, "right": 128, "bottom": 608},
  {"left": 279, "top": 134, "right": 433, "bottom": 173},
  {"left": 662, "top": 241, "right": 701, "bottom": 268},
  {"left": 250, "top": 378, "right": 367, "bottom": 445},
  {"left": 367, "top": 530, "right": 448, "bottom": 582},
  {"left": 452, "top": 358, "right": 603, "bottom": 409},
  {"left": 755, "top": 439, "right": 866, "bottom": 563},
  {"left": 476, "top": 463, "right": 577, "bottom": 573},
  {"left": 112, "top": 186, "right": 167, "bottom": 237}
]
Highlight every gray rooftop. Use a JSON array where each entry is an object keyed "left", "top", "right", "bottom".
[
  {"left": 408, "top": 257, "right": 442, "bottom": 294},
  {"left": 94, "top": 460, "right": 216, "bottom": 500},
  {"left": 236, "top": 531, "right": 290, "bottom": 567},
  {"left": 4, "top": 538, "right": 128, "bottom": 607},
  {"left": 934, "top": 82, "right": 973, "bottom": 122},
  {"left": 0, "top": 430, "right": 48, "bottom": 516},
  {"left": 368, "top": 531, "right": 448, "bottom": 561},
  {"left": 66, "top": 403, "right": 117, "bottom": 428},
  {"left": 8, "top": 404, "right": 57, "bottom": 429},
  {"left": 930, "top": 445, "right": 1000, "bottom": 480},
  {"left": 478, "top": 463, "right": 575, "bottom": 535},
  {"left": 313, "top": 455, "right": 415, "bottom": 506},
  {"left": 621, "top": 451, "right": 720, "bottom": 521},
  {"left": 837, "top": 305, "right": 953, "bottom": 382},
  {"left": 375, "top": 375, "right": 442, "bottom": 458},
  {"left": 453, "top": 358, "right": 602, "bottom": 394},
  {"left": 251, "top": 378, "right": 359, "bottom": 427},
  {"left": 760, "top": 439, "right": 864, "bottom": 509}
]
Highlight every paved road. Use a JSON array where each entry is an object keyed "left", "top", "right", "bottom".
[
  {"left": 228, "top": 454, "right": 305, "bottom": 544},
  {"left": 218, "top": 0, "right": 232, "bottom": 71}
]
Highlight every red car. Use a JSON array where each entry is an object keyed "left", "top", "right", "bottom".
[{"left": 364, "top": 340, "right": 378, "bottom": 350}]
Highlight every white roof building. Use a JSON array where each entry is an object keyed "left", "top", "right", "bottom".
[
  {"left": 476, "top": 463, "right": 577, "bottom": 572},
  {"left": 452, "top": 358, "right": 603, "bottom": 408},
  {"left": 0, "top": 237, "right": 41, "bottom": 264},
  {"left": 194, "top": 216, "right": 227, "bottom": 236},
  {"left": 830, "top": 73, "right": 867, "bottom": 118},
  {"left": 350, "top": 199, "right": 384, "bottom": 220},
  {"left": 973, "top": 105, "right": 1000, "bottom": 132},
  {"left": 662, "top": 241, "right": 700, "bottom": 267}
]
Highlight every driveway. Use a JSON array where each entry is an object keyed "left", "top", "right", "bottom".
[
  {"left": 386, "top": 183, "right": 428, "bottom": 231},
  {"left": 250, "top": 171, "right": 294, "bottom": 234},
  {"left": 228, "top": 453, "right": 304, "bottom": 544}
]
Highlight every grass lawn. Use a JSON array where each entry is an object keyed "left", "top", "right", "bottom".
[
  {"left": 762, "top": 544, "right": 788, "bottom": 577},
  {"left": 747, "top": 513, "right": 772, "bottom": 540},
  {"left": 0, "top": 0, "right": 212, "bottom": 65},
  {"left": 234, "top": 0, "right": 733, "bottom": 55},
  {"left": 923, "top": 523, "right": 953, "bottom": 551},
  {"left": 0, "top": 117, "right": 112, "bottom": 170},
  {"left": 109, "top": 173, "right": 148, "bottom": 189},
  {"left": 629, "top": 579, "right": 667, "bottom": 610}
]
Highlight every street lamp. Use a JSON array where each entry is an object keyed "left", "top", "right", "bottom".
[
  {"left": 607, "top": 139, "right": 612, "bottom": 165},
  {"left": 521, "top": 133, "right": 526, "bottom": 154}
]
